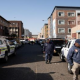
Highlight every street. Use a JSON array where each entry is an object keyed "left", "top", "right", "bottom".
[{"left": 0, "top": 44, "right": 80, "bottom": 80}]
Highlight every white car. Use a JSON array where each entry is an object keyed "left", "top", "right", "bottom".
[
  {"left": 0, "top": 38, "right": 16, "bottom": 62},
  {"left": 60, "top": 39, "right": 76, "bottom": 74},
  {"left": 20, "top": 39, "right": 26, "bottom": 44}
]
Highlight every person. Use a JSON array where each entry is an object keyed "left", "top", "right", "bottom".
[
  {"left": 43, "top": 39, "right": 54, "bottom": 64},
  {"left": 67, "top": 39, "right": 80, "bottom": 80}
]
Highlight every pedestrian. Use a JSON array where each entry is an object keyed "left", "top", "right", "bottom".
[
  {"left": 67, "top": 39, "right": 80, "bottom": 80},
  {"left": 43, "top": 39, "right": 54, "bottom": 64}
]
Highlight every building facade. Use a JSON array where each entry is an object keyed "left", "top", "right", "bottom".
[
  {"left": 9, "top": 21, "right": 24, "bottom": 39},
  {"left": 43, "top": 24, "right": 48, "bottom": 39},
  {"left": 0, "top": 15, "right": 10, "bottom": 37},
  {"left": 48, "top": 17, "right": 51, "bottom": 38},
  {"left": 32, "top": 35, "right": 38, "bottom": 39},
  {"left": 38, "top": 33, "right": 41, "bottom": 39},
  {"left": 24, "top": 29, "right": 32, "bottom": 39},
  {"left": 48, "top": 6, "right": 80, "bottom": 38}
]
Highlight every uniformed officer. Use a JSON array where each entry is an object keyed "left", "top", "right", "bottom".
[
  {"left": 43, "top": 39, "right": 54, "bottom": 64},
  {"left": 67, "top": 39, "right": 80, "bottom": 80}
]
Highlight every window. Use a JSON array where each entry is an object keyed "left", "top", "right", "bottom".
[
  {"left": 12, "top": 23, "right": 16, "bottom": 25},
  {"left": 68, "top": 28, "right": 71, "bottom": 33},
  {"left": 9, "top": 27, "right": 11, "bottom": 29},
  {"left": 58, "top": 12, "right": 64, "bottom": 16},
  {"left": 68, "top": 12, "right": 75, "bottom": 17},
  {"left": 77, "top": 13, "right": 80, "bottom": 16},
  {"left": 58, "top": 20, "right": 65, "bottom": 25},
  {"left": 58, "top": 28, "right": 65, "bottom": 33},
  {"left": 68, "top": 20, "right": 75, "bottom": 25}
]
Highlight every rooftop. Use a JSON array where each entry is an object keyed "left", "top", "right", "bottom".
[
  {"left": 0, "top": 15, "right": 10, "bottom": 23},
  {"left": 48, "top": 6, "right": 80, "bottom": 19}
]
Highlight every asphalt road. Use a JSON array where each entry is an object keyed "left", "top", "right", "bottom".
[{"left": 0, "top": 44, "right": 80, "bottom": 80}]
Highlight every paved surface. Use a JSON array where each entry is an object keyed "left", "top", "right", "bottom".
[{"left": 0, "top": 44, "right": 80, "bottom": 80}]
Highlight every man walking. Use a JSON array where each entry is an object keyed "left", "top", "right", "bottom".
[
  {"left": 67, "top": 39, "right": 80, "bottom": 80},
  {"left": 43, "top": 39, "right": 54, "bottom": 64}
]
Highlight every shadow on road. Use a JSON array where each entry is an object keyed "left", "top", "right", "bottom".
[
  {"left": 0, "top": 44, "right": 45, "bottom": 67},
  {"left": 0, "top": 67, "right": 54, "bottom": 80}
]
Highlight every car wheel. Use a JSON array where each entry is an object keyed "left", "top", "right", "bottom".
[
  {"left": 67, "top": 63, "right": 73, "bottom": 74},
  {"left": 4, "top": 53, "right": 8, "bottom": 62},
  {"left": 60, "top": 52, "right": 64, "bottom": 61}
]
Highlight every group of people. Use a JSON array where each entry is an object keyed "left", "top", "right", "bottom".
[{"left": 43, "top": 39, "right": 80, "bottom": 80}]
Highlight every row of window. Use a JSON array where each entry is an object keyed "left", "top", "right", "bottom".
[
  {"left": 58, "top": 12, "right": 80, "bottom": 17},
  {"left": 0, "top": 19, "right": 8, "bottom": 26},
  {"left": 11, "top": 23, "right": 18, "bottom": 25},
  {"left": 58, "top": 28, "right": 71, "bottom": 33},
  {"left": 58, "top": 20, "right": 77, "bottom": 25}
]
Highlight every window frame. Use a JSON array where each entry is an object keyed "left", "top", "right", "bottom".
[
  {"left": 58, "top": 28, "right": 65, "bottom": 33},
  {"left": 67, "top": 12, "right": 75, "bottom": 17},
  {"left": 68, "top": 28, "right": 71, "bottom": 33},
  {"left": 58, "top": 20, "right": 65, "bottom": 25},
  {"left": 68, "top": 20, "right": 75, "bottom": 25},
  {"left": 58, "top": 11, "right": 65, "bottom": 17}
]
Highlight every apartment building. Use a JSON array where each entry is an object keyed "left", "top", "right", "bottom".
[
  {"left": 48, "top": 6, "right": 80, "bottom": 38},
  {"left": 41, "top": 27, "right": 44, "bottom": 38},
  {"left": 48, "top": 17, "right": 51, "bottom": 38},
  {"left": 32, "top": 35, "right": 38, "bottom": 39},
  {"left": 38, "top": 33, "right": 41, "bottom": 39},
  {"left": 43, "top": 23, "right": 48, "bottom": 39},
  {"left": 9, "top": 21, "right": 24, "bottom": 39},
  {"left": 24, "top": 29, "right": 32, "bottom": 39},
  {"left": 0, "top": 15, "right": 10, "bottom": 37},
  {"left": 29, "top": 32, "right": 32, "bottom": 38}
]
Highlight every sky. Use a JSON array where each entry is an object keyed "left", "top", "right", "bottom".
[{"left": 0, "top": 0, "right": 80, "bottom": 35}]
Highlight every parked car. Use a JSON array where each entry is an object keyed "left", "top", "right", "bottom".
[
  {"left": 0, "top": 38, "right": 16, "bottom": 62},
  {"left": 20, "top": 39, "right": 26, "bottom": 45},
  {"left": 60, "top": 39, "right": 76, "bottom": 74},
  {"left": 16, "top": 39, "right": 22, "bottom": 47},
  {"left": 49, "top": 38, "right": 66, "bottom": 54},
  {"left": 25, "top": 39, "right": 29, "bottom": 44},
  {"left": 11, "top": 40, "right": 19, "bottom": 49}
]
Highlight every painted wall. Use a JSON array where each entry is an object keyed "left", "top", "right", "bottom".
[
  {"left": 53, "top": 19, "right": 56, "bottom": 38},
  {"left": 50, "top": 15, "right": 53, "bottom": 38}
]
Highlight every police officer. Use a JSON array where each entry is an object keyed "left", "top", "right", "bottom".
[
  {"left": 43, "top": 39, "right": 54, "bottom": 64},
  {"left": 67, "top": 39, "right": 80, "bottom": 80}
]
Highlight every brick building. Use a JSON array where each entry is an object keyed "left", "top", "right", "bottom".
[
  {"left": 0, "top": 15, "right": 10, "bottom": 37},
  {"left": 48, "top": 6, "right": 80, "bottom": 38},
  {"left": 9, "top": 21, "right": 24, "bottom": 39},
  {"left": 42, "top": 23, "right": 48, "bottom": 39}
]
